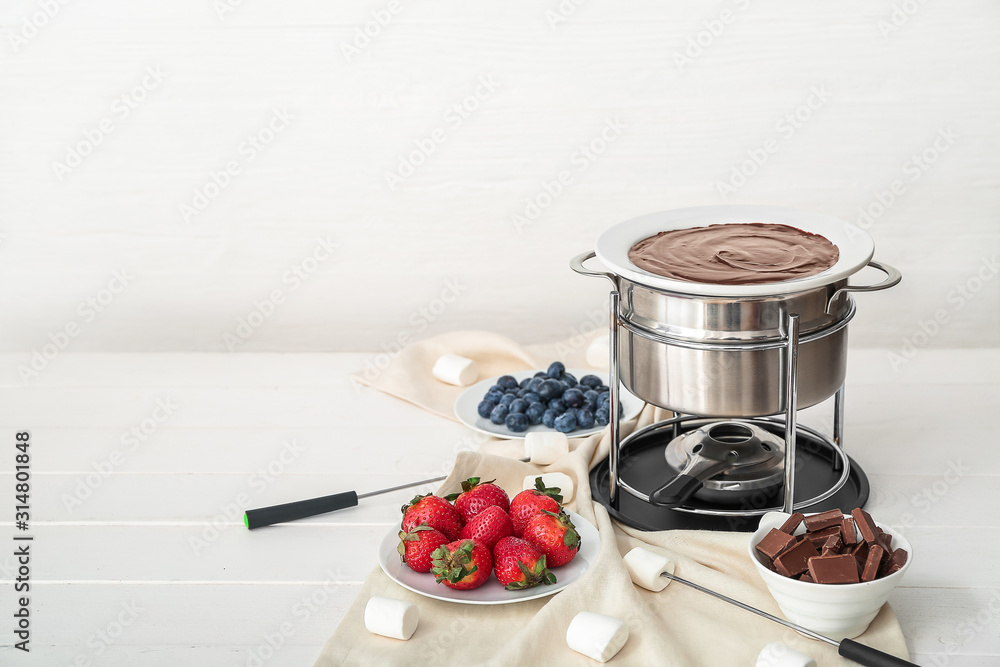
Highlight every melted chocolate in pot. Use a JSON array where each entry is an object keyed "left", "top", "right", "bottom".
[{"left": 627, "top": 223, "right": 839, "bottom": 285}]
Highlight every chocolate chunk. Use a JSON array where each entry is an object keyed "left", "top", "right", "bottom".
[
  {"left": 804, "top": 509, "right": 844, "bottom": 532},
  {"left": 841, "top": 517, "right": 858, "bottom": 545},
  {"left": 851, "top": 508, "right": 879, "bottom": 543},
  {"left": 774, "top": 539, "right": 820, "bottom": 577},
  {"left": 850, "top": 541, "right": 870, "bottom": 577},
  {"left": 804, "top": 525, "right": 842, "bottom": 547},
  {"left": 756, "top": 528, "right": 797, "bottom": 560},
  {"left": 861, "top": 545, "right": 885, "bottom": 582},
  {"left": 799, "top": 572, "right": 815, "bottom": 583},
  {"left": 885, "top": 549, "right": 909, "bottom": 576},
  {"left": 821, "top": 534, "right": 843, "bottom": 555},
  {"left": 876, "top": 529, "right": 893, "bottom": 552},
  {"left": 880, "top": 547, "right": 909, "bottom": 577},
  {"left": 779, "top": 512, "right": 805, "bottom": 535},
  {"left": 808, "top": 554, "right": 860, "bottom": 584}
]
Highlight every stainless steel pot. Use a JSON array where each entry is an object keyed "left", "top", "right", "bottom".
[{"left": 571, "top": 251, "right": 900, "bottom": 417}]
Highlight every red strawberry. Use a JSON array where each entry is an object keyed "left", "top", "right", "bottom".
[
  {"left": 430, "top": 539, "right": 493, "bottom": 590},
  {"left": 509, "top": 477, "right": 564, "bottom": 537},
  {"left": 459, "top": 505, "right": 513, "bottom": 550},
  {"left": 493, "top": 536, "right": 557, "bottom": 590},
  {"left": 401, "top": 494, "right": 463, "bottom": 541},
  {"left": 447, "top": 477, "right": 510, "bottom": 522},
  {"left": 397, "top": 524, "right": 450, "bottom": 573},
  {"left": 522, "top": 510, "right": 580, "bottom": 567}
]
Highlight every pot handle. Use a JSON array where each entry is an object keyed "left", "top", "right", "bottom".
[
  {"left": 570, "top": 251, "right": 617, "bottom": 286},
  {"left": 825, "top": 260, "right": 901, "bottom": 314}
]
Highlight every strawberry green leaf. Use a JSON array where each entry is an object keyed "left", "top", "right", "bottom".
[
  {"left": 533, "top": 477, "right": 564, "bottom": 503},
  {"left": 401, "top": 493, "right": 430, "bottom": 514}
]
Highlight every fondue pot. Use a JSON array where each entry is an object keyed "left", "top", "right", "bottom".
[{"left": 571, "top": 206, "right": 900, "bottom": 417}]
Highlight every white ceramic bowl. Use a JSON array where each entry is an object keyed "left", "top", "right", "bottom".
[
  {"left": 749, "top": 513, "right": 912, "bottom": 641},
  {"left": 594, "top": 205, "right": 876, "bottom": 297}
]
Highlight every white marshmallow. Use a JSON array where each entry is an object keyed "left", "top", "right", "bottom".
[
  {"left": 431, "top": 354, "right": 478, "bottom": 387},
  {"left": 756, "top": 642, "right": 817, "bottom": 667},
  {"left": 623, "top": 547, "right": 674, "bottom": 592},
  {"left": 364, "top": 596, "right": 418, "bottom": 641},
  {"left": 566, "top": 612, "right": 629, "bottom": 663},
  {"left": 586, "top": 335, "right": 610, "bottom": 369},
  {"left": 758, "top": 511, "right": 791, "bottom": 532},
  {"left": 523, "top": 472, "right": 575, "bottom": 502},
  {"left": 524, "top": 431, "right": 569, "bottom": 465}
]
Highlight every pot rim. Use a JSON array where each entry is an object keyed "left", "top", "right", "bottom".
[{"left": 594, "top": 205, "right": 875, "bottom": 297}]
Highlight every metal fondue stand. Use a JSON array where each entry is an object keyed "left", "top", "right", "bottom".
[
  {"left": 605, "top": 290, "right": 847, "bottom": 517},
  {"left": 575, "top": 252, "right": 900, "bottom": 527}
]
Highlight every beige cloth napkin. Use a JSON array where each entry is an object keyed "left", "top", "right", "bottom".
[{"left": 317, "top": 331, "right": 911, "bottom": 666}]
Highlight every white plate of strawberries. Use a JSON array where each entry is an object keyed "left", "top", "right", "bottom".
[{"left": 378, "top": 476, "right": 600, "bottom": 604}]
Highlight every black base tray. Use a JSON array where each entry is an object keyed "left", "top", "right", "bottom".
[{"left": 590, "top": 421, "right": 870, "bottom": 532}]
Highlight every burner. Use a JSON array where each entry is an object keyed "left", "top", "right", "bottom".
[
  {"left": 660, "top": 421, "right": 785, "bottom": 507},
  {"left": 590, "top": 416, "right": 870, "bottom": 532}
]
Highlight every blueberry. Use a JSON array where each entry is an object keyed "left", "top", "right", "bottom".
[
  {"left": 562, "top": 408, "right": 578, "bottom": 421},
  {"left": 516, "top": 388, "right": 528, "bottom": 398},
  {"left": 523, "top": 392, "right": 540, "bottom": 404},
  {"left": 505, "top": 412, "right": 529, "bottom": 432},
  {"left": 548, "top": 398, "right": 566, "bottom": 413},
  {"left": 577, "top": 408, "right": 596, "bottom": 429},
  {"left": 536, "top": 379, "right": 561, "bottom": 400},
  {"left": 562, "top": 388, "right": 585, "bottom": 408},
  {"left": 498, "top": 375, "right": 519, "bottom": 391},
  {"left": 490, "top": 404, "right": 509, "bottom": 424},
  {"left": 584, "top": 389, "right": 600, "bottom": 409},
  {"left": 563, "top": 373, "right": 578, "bottom": 388},
  {"left": 542, "top": 409, "right": 559, "bottom": 428},
  {"left": 547, "top": 361, "right": 565, "bottom": 379},
  {"left": 526, "top": 402, "right": 545, "bottom": 425},
  {"left": 477, "top": 400, "right": 496, "bottom": 419},
  {"left": 534, "top": 371, "right": 548, "bottom": 378},
  {"left": 580, "top": 374, "right": 603, "bottom": 389},
  {"left": 595, "top": 407, "right": 610, "bottom": 425},
  {"left": 519, "top": 378, "right": 531, "bottom": 390},
  {"left": 489, "top": 384, "right": 503, "bottom": 394},
  {"left": 539, "top": 379, "right": 565, "bottom": 399},
  {"left": 528, "top": 377, "right": 544, "bottom": 392},
  {"left": 499, "top": 394, "right": 516, "bottom": 406},
  {"left": 509, "top": 398, "right": 528, "bottom": 414},
  {"left": 554, "top": 412, "right": 578, "bottom": 433},
  {"left": 485, "top": 390, "right": 504, "bottom": 404}
]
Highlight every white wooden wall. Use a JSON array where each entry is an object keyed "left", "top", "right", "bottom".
[{"left": 1, "top": 0, "right": 997, "bottom": 357}]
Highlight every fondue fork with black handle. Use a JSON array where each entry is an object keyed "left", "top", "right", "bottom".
[
  {"left": 661, "top": 572, "right": 916, "bottom": 666},
  {"left": 243, "top": 459, "right": 531, "bottom": 529}
]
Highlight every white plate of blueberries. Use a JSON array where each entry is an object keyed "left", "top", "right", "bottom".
[{"left": 454, "top": 363, "right": 645, "bottom": 440}]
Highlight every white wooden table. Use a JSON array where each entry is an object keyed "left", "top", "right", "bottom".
[{"left": 1, "top": 350, "right": 997, "bottom": 666}]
